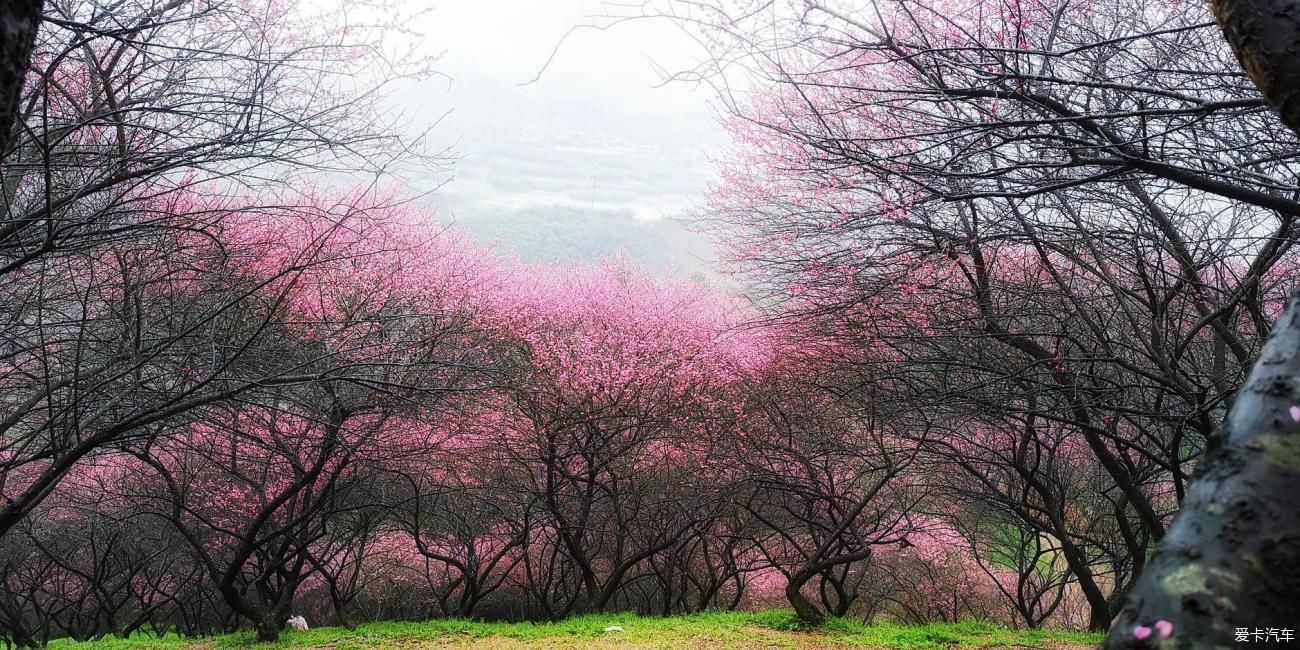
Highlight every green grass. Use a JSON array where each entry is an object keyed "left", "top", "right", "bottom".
[{"left": 44, "top": 611, "right": 1103, "bottom": 649}]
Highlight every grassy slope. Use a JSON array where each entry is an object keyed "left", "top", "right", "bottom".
[{"left": 44, "top": 611, "right": 1103, "bottom": 649}]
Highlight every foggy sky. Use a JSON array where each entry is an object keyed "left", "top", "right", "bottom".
[{"left": 396, "top": 1, "right": 727, "bottom": 277}]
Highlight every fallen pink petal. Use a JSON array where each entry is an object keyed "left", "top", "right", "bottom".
[{"left": 1154, "top": 620, "right": 1174, "bottom": 639}]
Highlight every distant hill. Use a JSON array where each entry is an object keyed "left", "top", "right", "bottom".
[{"left": 442, "top": 203, "right": 722, "bottom": 283}]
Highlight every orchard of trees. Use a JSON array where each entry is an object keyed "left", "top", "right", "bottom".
[{"left": 2, "top": 0, "right": 1299, "bottom": 647}]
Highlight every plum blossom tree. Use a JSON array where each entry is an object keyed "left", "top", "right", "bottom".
[
  {"left": 953, "top": 510, "right": 1074, "bottom": 629},
  {"left": 128, "top": 197, "right": 495, "bottom": 642},
  {"left": 638, "top": 0, "right": 1299, "bottom": 630},
  {"left": 1, "top": 229, "right": 1047, "bottom": 644},
  {"left": 386, "top": 408, "right": 529, "bottom": 620},
  {"left": 478, "top": 258, "right": 763, "bottom": 617},
  {"left": 128, "top": 403, "right": 384, "bottom": 643},
  {"left": 301, "top": 489, "right": 388, "bottom": 628},
  {"left": 859, "top": 520, "right": 1010, "bottom": 625},
  {"left": 729, "top": 345, "right": 921, "bottom": 627},
  {"left": 0, "top": 0, "right": 444, "bottom": 538}
]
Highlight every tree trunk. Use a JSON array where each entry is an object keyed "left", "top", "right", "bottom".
[
  {"left": 785, "top": 571, "right": 826, "bottom": 627},
  {"left": 254, "top": 615, "right": 281, "bottom": 643},
  {"left": 1210, "top": 0, "right": 1300, "bottom": 134},
  {"left": 1088, "top": 598, "right": 1112, "bottom": 634},
  {"left": 0, "top": 0, "right": 42, "bottom": 156},
  {"left": 1102, "top": 288, "right": 1300, "bottom": 648}
]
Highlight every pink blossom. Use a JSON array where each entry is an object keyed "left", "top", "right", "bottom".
[{"left": 1154, "top": 620, "right": 1174, "bottom": 640}]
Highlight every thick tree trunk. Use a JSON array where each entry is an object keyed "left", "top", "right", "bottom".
[
  {"left": 785, "top": 571, "right": 826, "bottom": 627},
  {"left": 1088, "top": 599, "right": 1113, "bottom": 634},
  {"left": 254, "top": 615, "right": 281, "bottom": 643},
  {"left": 1211, "top": 0, "right": 1300, "bottom": 134},
  {"left": 1102, "top": 288, "right": 1300, "bottom": 648},
  {"left": 0, "top": 0, "right": 42, "bottom": 156}
]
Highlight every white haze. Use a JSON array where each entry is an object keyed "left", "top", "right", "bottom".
[{"left": 389, "top": 0, "right": 728, "bottom": 277}]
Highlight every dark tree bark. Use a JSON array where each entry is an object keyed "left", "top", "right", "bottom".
[
  {"left": 0, "top": 0, "right": 42, "bottom": 156},
  {"left": 785, "top": 571, "right": 826, "bottom": 628},
  {"left": 1102, "top": 288, "right": 1300, "bottom": 648},
  {"left": 1211, "top": 0, "right": 1300, "bottom": 134}
]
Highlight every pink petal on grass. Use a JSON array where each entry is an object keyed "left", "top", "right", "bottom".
[
  {"left": 1154, "top": 620, "right": 1174, "bottom": 640},
  {"left": 1133, "top": 626, "right": 1153, "bottom": 641},
  {"left": 1290, "top": 405, "right": 1300, "bottom": 422}
]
